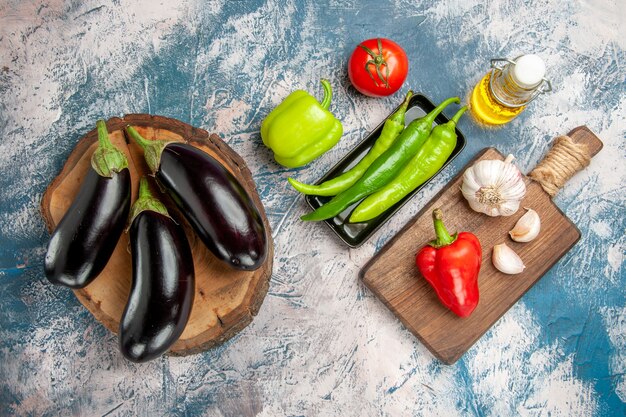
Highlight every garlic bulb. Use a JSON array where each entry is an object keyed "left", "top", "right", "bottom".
[
  {"left": 461, "top": 154, "right": 526, "bottom": 216},
  {"left": 492, "top": 243, "right": 525, "bottom": 274},
  {"left": 509, "top": 208, "right": 541, "bottom": 242}
]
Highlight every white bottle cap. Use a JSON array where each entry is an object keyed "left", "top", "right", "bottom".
[{"left": 512, "top": 54, "right": 546, "bottom": 89}]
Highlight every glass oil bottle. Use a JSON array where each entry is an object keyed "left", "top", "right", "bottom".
[{"left": 469, "top": 54, "right": 552, "bottom": 126}]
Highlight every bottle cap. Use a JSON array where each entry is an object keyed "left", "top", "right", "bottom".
[{"left": 512, "top": 54, "right": 546, "bottom": 89}]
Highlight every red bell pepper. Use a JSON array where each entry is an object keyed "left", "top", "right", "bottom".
[{"left": 416, "top": 208, "right": 482, "bottom": 318}]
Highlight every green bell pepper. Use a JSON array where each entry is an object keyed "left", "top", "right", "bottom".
[
  {"left": 287, "top": 90, "right": 413, "bottom": 196},
  {"left": 261, "top": 79, "right": 343, "bottom": 168}
]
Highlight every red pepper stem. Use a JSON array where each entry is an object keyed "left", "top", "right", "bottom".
[
  {"left": 431, "top": 208, "right": 457, "bottom": 247},
  {"left": 320, "top": 79, "right": 332, "bottom": 110}
]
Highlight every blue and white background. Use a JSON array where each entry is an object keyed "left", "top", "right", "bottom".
[{"left": 1, "top": 0, "right": 624, "bottom": 415}]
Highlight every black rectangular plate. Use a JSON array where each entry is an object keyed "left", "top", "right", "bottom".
[{"left": 305, "top": 93, "right": 466, "bottom": 248}]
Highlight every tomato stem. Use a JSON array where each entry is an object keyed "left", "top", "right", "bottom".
[{"left": 358, "top": 38, "right": 390, "bottom": 89}]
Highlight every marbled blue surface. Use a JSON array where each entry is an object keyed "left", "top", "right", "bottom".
[{"left": 1, "top": 0, "right": 624, "bottom": 415}]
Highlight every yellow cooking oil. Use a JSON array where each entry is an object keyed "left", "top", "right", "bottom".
[
  {"left": 469, "top": 55, "right": 552, "bottom": 127},
  {"left": 469, "top": 72, "right": 525, "bottom": 125}
]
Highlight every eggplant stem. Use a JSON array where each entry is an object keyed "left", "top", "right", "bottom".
[
  {"left": 128, "top": 177, "right": 170, "bottom": 227},
  {"left": 137, "top": 177, "right": 153, "bottom": 200},
  {"left": 125, "top": 125, "right": 170, "bottom": 174},
  {"left": 91, "top": 120, "right": 128, "bottom": 178},
  {"left": 96, "top": 120, "right": 112, "bottom": 149},
  {"left": 125, "top": 125, "right": 151, "bottom": 150}
]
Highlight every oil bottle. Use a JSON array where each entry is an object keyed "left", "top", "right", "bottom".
[{"left": 469, "top": 54, "right": 552, "bottom": 125}]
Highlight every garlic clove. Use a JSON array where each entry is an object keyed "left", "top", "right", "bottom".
[
  {"left": 492, "top": 243, "right": 526, "bottom": 274},
  {"left": 509, "top": 208, "right": 541, "bottom": 242}
]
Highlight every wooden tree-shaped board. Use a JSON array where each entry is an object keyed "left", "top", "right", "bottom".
[{"left": 40, "top": 114, "right": 273, "bottom": 355}]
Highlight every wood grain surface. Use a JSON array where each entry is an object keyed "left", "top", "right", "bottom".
[
  {"left": 360, "top": 127, "right": 603, "bottom": 364},
  {"left": 40, "top": 115, "right": 274, "bottom": 355}
]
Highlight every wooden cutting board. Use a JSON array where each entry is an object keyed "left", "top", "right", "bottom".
[
  {"left": 40, "top": 115, "right": 273, "bottom": 355},
  {"left": 360, "top": 126, "right": 603, "bottom": 364}
]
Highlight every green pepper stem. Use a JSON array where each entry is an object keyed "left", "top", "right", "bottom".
[
  {"left": 125, "top": 125, "right": 170, "bottom": 174},
  {"left": 389, "top": 90, "right": 414, "bottom": 124},
  {"left": 91, "top": 120, "right": 129, "bottom": 178},
  {"left": 450, "top": 106, "right": 468, "bottom": 125},
  {"left": 425, "top": 97, "right": 461, "bottom": 124},
  {"left": 320, "top": 79, "right": 332, "bottom": 110},
  {"left": 128, "top": 177, "right": 170, "bottom": 226},
  {"left": 430, "top": 208, "right": 457, "bottom": 247}
]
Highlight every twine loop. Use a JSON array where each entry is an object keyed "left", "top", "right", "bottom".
[{"left": 529, "top": 135, "right": 591, "bottom": 197}]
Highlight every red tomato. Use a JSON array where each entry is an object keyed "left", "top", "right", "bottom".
[{"left": 348, "top": 38, "right": 409, "bottom": 97}]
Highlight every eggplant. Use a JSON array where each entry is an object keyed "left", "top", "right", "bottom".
[
  {"left": 45, "top": 120, "right": 131, "bottom": 289},
  {"left": 119, "top": 177, "right": 195, "bottom": 363},
  {"left": 125, "top": 126, "right": 267, "bottom": 271}
]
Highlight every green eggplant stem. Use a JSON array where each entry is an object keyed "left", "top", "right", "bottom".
[
  {"left": 320, "top": 79, "right": 332, "bottom": 110},
  {"left": 430, "top": 208, "right": 457, "bottom": 248},
  {"left": 128, "top": 177, "right": 170, "bottom": 226},
  {"left": 125, "top": 125, "right": 170, "bottom": 174},
  {"left": 450, "top": 106, "right": 468, "bottom": 125},
  {"left": 91, "top": 120, "right": 129, "bottom": 178}
]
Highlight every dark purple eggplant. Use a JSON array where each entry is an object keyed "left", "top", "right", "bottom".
[
  {"left": 44, "top": 120, "right": 131, "bottom": 289},
  {"left": 119, "top": 177, "right": 195, "bottom": 363},
  {"left": 125, "top": 126, "right": 267, "bottom": 271}
]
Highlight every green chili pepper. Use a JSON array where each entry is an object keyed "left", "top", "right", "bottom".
[
  {"left": 261, "top": 79, "right": 343, "bottom": 168},
  {"left": 301, "top": 97, "right": 460, "bottom": 222},
  {"left": 287, "top": 91, "right": 414, "bottom": 196},
  {"left": 350, "top": 106, "right": 467, "bottom": 223}
]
